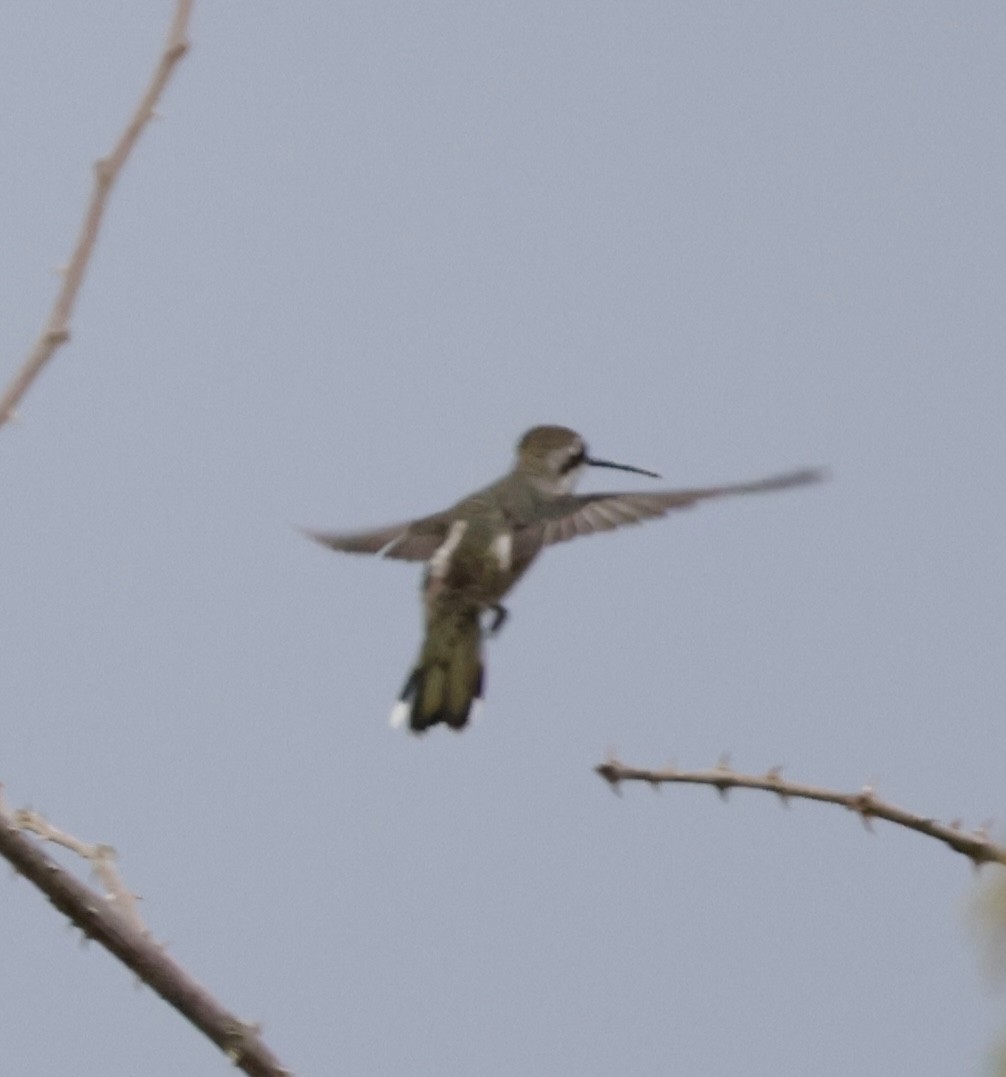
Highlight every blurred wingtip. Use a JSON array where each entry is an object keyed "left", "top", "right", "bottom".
[
  {"left": 798, "top": 465, "right": 830, "bottom": 485},
  {"left": 775, "top": 466, "right": 830, "bottom": 490},
  {"left": 296, "top": 525, "right": 328, "bottom": 548},
  {"left": 807, "top": 465, "right": 831, "bottom": 486}
]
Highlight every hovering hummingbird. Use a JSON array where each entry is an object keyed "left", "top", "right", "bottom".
[{"left": 306, "top": 425, "right": 823, "bottom": 734}]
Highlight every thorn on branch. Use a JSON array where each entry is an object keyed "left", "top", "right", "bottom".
[
  {"left": 852, "top": 785, "right": 878, "bottom": 832},
  {"left": 764, "top": 766, "right": 791, "bottom": 807},
  {"left": 713, "top": 755, "right": 735, "bottom": 800},
  {"left": 713, "top": 779, "right": 732, "bottom": 800},
  {"left": 594, "top": 762, "right": 623, "bottom": 796},
  {"left": 93, "top": 157, "right": 114, "bottom": 187}
]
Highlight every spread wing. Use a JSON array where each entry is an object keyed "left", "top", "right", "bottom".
[
  {"left": 514, "top": 467, "right": 825, "bottom": 554},
  {"left": 302, "top": 511, "right": 451, "bottom": 562},
  {"left": 306, "top": 467, "right": 825, "bottom": 563}
]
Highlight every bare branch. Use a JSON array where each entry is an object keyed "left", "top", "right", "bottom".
[
  {"left": 0, "top": 793, "right": 292, "bottom": 1076},
  {"left": 595, "top": 756, "right": 1006, "bottom": 868},
  {"left": 15, "top": 808, "right": 147, "bottom": 933},
  {"left": 0, "top": 0, "right": 194, "bottom": 428}
]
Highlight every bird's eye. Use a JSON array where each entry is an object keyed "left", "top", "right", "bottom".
[{"left": 560, "top": 447, "right": 586, "bottom": 474}]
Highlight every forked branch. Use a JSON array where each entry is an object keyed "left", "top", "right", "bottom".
[{"left": 0, "top": 794, "right": 291, "bottom": 1077}]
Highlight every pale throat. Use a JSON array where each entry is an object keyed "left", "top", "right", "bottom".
[
  {"left": 554, "top": 461, "right": 585, "bottom": 495},
  {"left": 524, "top": 460, "right": 585, "bottom": 497}
]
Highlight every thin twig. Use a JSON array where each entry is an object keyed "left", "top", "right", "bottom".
[
  {"left": 0, "top": 0, "right": 194, "bottom": 428},
  {"left": 0, "top": 792, "right": 292, "bottom": 1077},
  {"left": 14, "top": 808, "right": 147, "bottom": 933},
  {"left": 595, "top": 755, "right": 1006, "bottom": 868}
]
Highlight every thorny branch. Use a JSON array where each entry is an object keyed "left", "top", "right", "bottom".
[
  {"left": 1, "top": 5, "right": 292, "bottom": 1074},
  {"left": 596, "top": 755, "right": 1006, "bottom": 868},
  {"left": 15, "top": 808, "right": 146, "bottom": 933},
  {"left": 0, "top": 792, "right": 292, "bottom": 1077},
  {"left": 0, "top": 0, "right": 194, "bottom": 428}
]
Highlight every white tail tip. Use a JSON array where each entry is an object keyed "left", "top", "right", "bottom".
[{"left": 389, "top": 700, "right": 410, "bottom": 730}]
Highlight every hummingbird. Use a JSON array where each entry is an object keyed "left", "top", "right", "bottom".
[{"left": 306, "top": 425, "right": 823, "bottom": 734}]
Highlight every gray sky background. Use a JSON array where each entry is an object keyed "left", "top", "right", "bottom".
[{"left": 2, "top": 4, "right": 1005, "bottom": 1075}]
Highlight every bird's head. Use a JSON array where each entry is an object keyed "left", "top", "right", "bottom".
[{"left": 514, "top": 425, "right": 659, "bottom": 493}]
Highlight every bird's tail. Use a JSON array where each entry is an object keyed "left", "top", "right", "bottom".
[{"left": 391, "top": 605, "right": 484, "bottom": 733}]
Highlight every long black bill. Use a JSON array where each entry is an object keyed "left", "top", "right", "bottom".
[{"left": 586, "top": 456, "right": 661, "bottom": 479}]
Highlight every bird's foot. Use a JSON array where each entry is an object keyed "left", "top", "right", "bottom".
[{"left": 485, "top": 604, "right": 508, "bottom": 636}]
